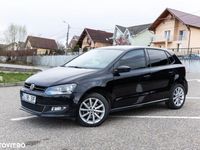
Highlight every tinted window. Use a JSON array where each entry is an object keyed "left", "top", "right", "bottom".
[
  {"left": 165, "top": 51, "right": 175, "bottom": 64},
  {"left": 118, "top": 49, "right": 146, "bottom": 70},
  {"left": 148, "top": 49, "right": 168, "bottom": 67}
]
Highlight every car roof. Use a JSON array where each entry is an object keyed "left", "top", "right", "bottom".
[
  {"left": 96, "top": 45, "right": 147, "bottom": 51},
  {"left": 95, "top": 46, "right": 174, "bottom": 54}
]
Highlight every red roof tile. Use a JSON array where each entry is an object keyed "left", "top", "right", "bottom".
[
  {"left": 149, "top": 8, "right": 200, "bottom": 30},
  {"left": 77, "top": 28, "right": 113, "bottom": 46},
  {"left": 26, "top": 36, "right": 58, "bottom": 50},
  {"left": 85, "top": 28, "right": 113, "bottom": 44}
]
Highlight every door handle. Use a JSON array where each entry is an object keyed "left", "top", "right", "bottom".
[
  {"left": 143, "top": 74, "right": 151, "bottom": 78},
  {"left": 168, "top": 71, "right": 174, "bottom": 74}
]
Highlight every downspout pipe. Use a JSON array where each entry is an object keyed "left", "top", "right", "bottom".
[{"left": 186, "top": 25, "right": 191, "bottom": 55}]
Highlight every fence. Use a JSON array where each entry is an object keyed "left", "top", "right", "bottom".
[
  {"left": 31, "top": 55, "right": 77, "bottom": 66},
  {"left": 0, "top": 49, "right": 37, "bottom": 56},
  {"left": 180, "top": 59, "right": 200, "bottom": 73},
  {"left": 1, "top": 55, "right": 200, "bottom": 73},
  {"left": 0, "top": 55, "right": 77, "bottom": 67},
  {"left": 0, "top": 49, "right": 80, "bottom": 66},
  {"left": 1, "top": 48, "right": 200, "bottom": 73},
  {"left": 169, "top": 48, "right": 200, "bottom": 56}
]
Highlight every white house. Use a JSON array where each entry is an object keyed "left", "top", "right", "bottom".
[{"left": 113, "top": 24, "right": 154, "bottom": 46}]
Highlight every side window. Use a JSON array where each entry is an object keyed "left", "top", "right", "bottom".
[
  {"left": 118, "top": 49, "right": 146, "bottom": 70},
  {"left": 147, "top": 49, "right": 168, "bottom": 67},
  {"left": 165, "top": 51, "right": 175, "bottom": 64}
]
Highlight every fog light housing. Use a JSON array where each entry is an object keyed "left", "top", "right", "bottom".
[{"left": 51, "top": 106, "right": 67, "bottom": 112}]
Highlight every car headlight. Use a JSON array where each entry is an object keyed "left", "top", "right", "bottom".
[{"left": 45, "top": 84, "right": 77, "bottom": 95}]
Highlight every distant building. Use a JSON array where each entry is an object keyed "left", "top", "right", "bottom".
[
  {"left": 77, "top": 28, "right": 113, "bottom": 51},
  {"left": 113, "top": 24, "right": 154, "bottom": 46},
  {"left": 0, "top": 44, "right": 8, "bottom": 51},
  {"left": 0, "top": 42, "right": 25, "bottom": 51},
  {"left": 149, "top": 8, "right": 200, "bottom": 51},
  {"left": 17, "top": 42, "right": 25, "bottom": 50},
  {"left": 68, "top": 35, "right": 79, "bottom": 49},
  {"left": 25, "top": 36, "right": 58, "bottom": 55},
  {"left": 4, "top": 42, "right": 18, "bottom": 51}
]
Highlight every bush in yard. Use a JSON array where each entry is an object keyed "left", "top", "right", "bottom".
[{"left": 72, "top": 45, "right": 80, "bottom": 52}]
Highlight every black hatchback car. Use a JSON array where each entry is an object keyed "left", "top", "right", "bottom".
[{"left": 20, "top": 46, "right": 188, "bottom": 127}]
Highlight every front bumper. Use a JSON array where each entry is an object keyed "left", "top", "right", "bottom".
[{"left": 20, "top": 87, "right": 77, "bottom": 118}]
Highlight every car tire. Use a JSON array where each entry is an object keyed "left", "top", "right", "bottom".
[
  {"left": 166, "top": 84, "right": 186, "bottom": 109},
  {"left": 77, "top": 92, "right": 110, "bottom": 127}
]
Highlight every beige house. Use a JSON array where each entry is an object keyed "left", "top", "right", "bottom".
[
  {"left": 77, "top": 28, "right": 113, "bottom": 51},
  {"left": 68, "top": 35, "right": 79, "bottom": 50},
  {"left": 25, "top": 36, "right": 58, "bottom": 55},
  {"left": 149, "top": 8, "right": 200, "bottom": 55}
]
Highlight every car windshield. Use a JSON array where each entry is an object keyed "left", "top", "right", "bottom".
[{"left": 65, "top": 49, "right": 123, "bottom": 69}]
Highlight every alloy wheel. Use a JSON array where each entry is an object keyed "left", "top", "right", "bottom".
[
  {"left": 79, "top": 98, "right": 105, "bottom": 125},
  {"left": 173, "top": 87, "right": 185, "bottom": 107}
]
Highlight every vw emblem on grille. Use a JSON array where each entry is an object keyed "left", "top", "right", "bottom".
[{"left": 30, "top": 84, "right": 35, "bottom": 90}]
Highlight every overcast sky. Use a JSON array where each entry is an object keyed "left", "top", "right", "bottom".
[{"left": 1, "top": 0, "right": 200, "bottom": 44}]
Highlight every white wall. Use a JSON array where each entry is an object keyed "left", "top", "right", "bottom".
[{"left": 130, "top": 30, "right": 154, "bottom": 46}]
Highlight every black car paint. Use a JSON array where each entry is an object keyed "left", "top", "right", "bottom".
[
  {"left": 25, "top": 67, "right": 97, "bottom": 87},
  {"left": 20, "top": 47, "right": 188, "bottom": 117}
]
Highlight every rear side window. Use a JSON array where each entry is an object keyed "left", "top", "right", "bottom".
[
  {"left": 165, "top": 51, "right": 175, "bottom": 64},
  {"left": 147, "top": 49, "right": 169, "bottom": 67},
  {"left": 118, "top": 49, "right": 146, "bottom": 70}
]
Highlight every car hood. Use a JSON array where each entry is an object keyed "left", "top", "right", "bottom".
[{"left": 25, "top": 67, "right": 98, "bottom": 87}]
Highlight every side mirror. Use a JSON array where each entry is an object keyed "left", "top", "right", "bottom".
[{"left": 114, "top": 65, "right": 131, "bottom": 73}]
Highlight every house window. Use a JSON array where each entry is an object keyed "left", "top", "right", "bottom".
[
  {"left": 87, "top": 37, "right": 91, "bottom": 45},
  {"left": 164, "top": 30, "right": 171, "bottom": 40},
  {"left": 125, "top": 34, "right": 129, "bottom": 39},
  {"left": 179, "top": 30, "right": 186, "bottom": 41},
  {"left": 124, "top": 30, "right": 129, "bottom": 40}
]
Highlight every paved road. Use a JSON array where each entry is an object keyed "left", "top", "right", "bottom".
[{"left": 0, "top": 73, "right": 200, "bottom": 150}]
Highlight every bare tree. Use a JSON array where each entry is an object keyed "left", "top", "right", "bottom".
[
  {"left": 18, "top": 25, "right": 27, "bottom": 42},
  {"left": 4, "top": 24, "right": 17, "bottom": 43},
  {"left": 4, "top": 23, "right": 27, "bottom": 44},
  {"left": 56, "top": 41, "right": 65, "bottom": 51}
]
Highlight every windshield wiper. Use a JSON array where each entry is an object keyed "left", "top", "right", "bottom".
[
  {"left": 66, "top": 66, "right": 99, "bottom": 69},
  {"left": 67, "top": 66, "right": 85, "bottom": 69}
]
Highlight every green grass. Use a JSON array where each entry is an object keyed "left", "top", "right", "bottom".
[{"left": 0, "top": 72, "right": 33, "bottom": 83}]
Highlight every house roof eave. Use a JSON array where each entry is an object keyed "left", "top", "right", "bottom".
[
  {"left": 149, "top": 8, "right": 200, "bottom": 31},
  {"left": 149, "top": 8, "right": 169, "bottom": 31},
  {"left": 115, "top": 25, "right": 126, "bottom": 34}
]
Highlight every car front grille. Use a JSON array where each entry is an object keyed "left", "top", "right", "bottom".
[
  {"left": 21, "top": 101, "right": 44, "bottom": 112},
  {"left": 24, "top": 83, "right": 47, "bottom": 92}
]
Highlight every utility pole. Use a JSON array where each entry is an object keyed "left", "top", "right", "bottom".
[
  {"left": 66, "top": 24, "right": 70, "bottom": 50},
  {"left": 63, "top": 21, "right": 70, "bottom": 55}
]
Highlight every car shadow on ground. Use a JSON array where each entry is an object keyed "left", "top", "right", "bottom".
[
  {"left": 17, "top": 102, "right": 170, "bottom": 128},
  {"left": 110, "top": 102, "right": 169, "bottom": 116}
]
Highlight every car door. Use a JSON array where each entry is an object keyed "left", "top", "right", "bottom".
[
  {"left": 145, "top": 48, "right": 173, "bottom": 102},
  {"left": 112, "top": 49, "right": 152, "bottom": 108}
]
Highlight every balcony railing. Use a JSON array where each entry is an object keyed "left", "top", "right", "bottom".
[{"left": 152, "top": 36, "right": 172, "bottom": 43}]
